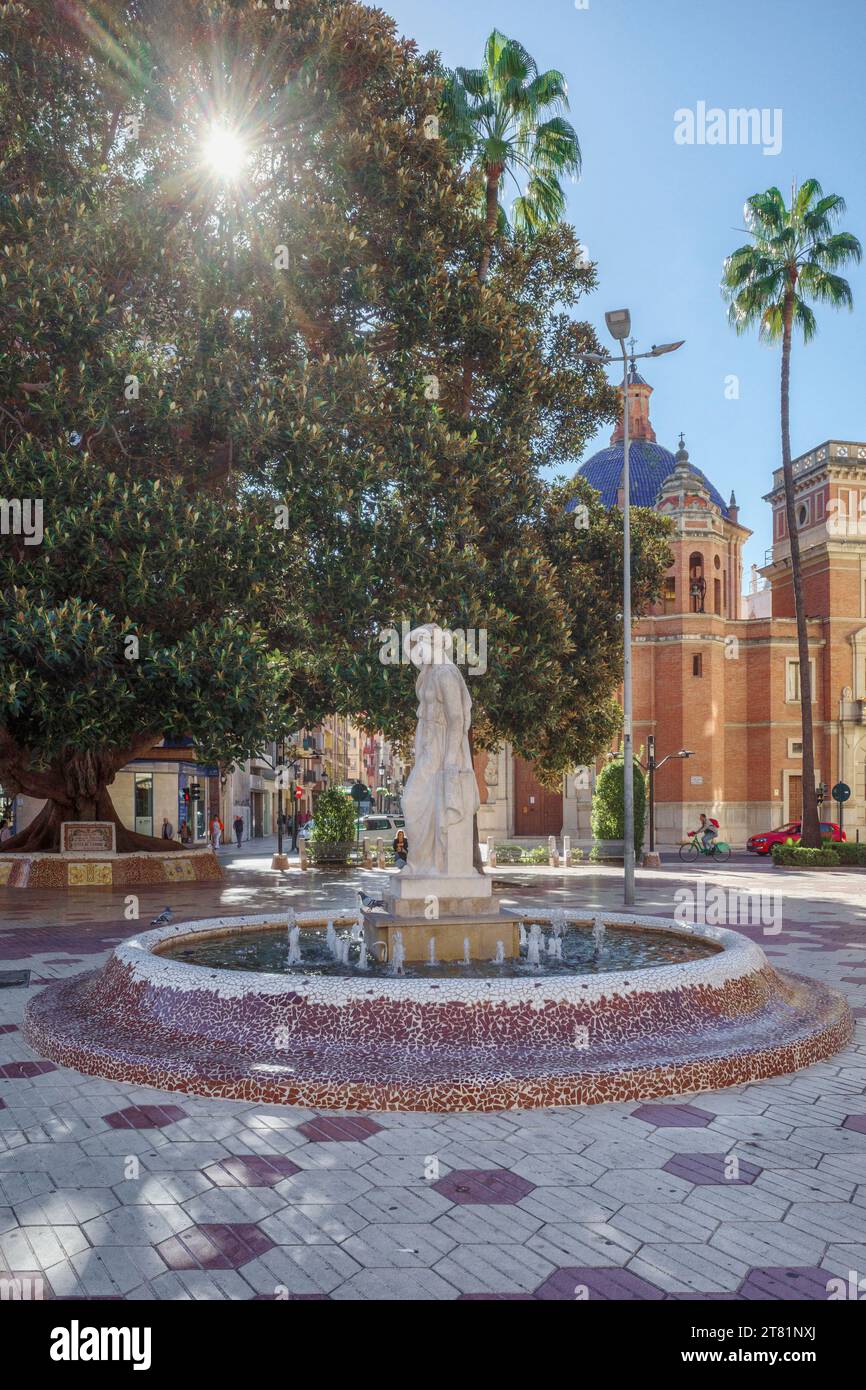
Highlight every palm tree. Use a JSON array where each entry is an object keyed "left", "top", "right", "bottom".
[
  {"left": 442, "top": 30, "right": 581, "bottom": 286},
  {"left": 723, "top": 180, "right": 861, "bottom": 847}
]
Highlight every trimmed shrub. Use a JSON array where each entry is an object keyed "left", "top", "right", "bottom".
[
  {"left": 591, "top": 758, "right": 646, "bottom": 854},
  {"left": 830, "top": 840, "right": 866, "bottom": 866},
  {"left": 309, "top": 789, "right": 357, "bottom": 862},
  {"left": 771, "top": 844, "right": 840, "bottom": 867},
  {"left": 494, "top": 842, "right": 524, "bottom": 865}
]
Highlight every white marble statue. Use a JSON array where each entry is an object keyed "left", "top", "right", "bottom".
[{"left": 401, "top": 624, "right": 480, "bottom": 879}]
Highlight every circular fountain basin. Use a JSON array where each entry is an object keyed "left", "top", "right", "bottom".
[{"left": 24, "top": 911, "right": 852, "bottom": 1112}]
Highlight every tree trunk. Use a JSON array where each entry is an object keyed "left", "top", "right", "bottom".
[
  {"left": 467, "top": 726, "right": 485, "bottom": 874},
  {"left": 780, "top": 294, "right": 821, "bottom": 848},
  {"left": 0, "top": 739, "right": 183, "bottom": 854},
  {"left": 460, "top": 170, "right": 502, "bottom": 418}
]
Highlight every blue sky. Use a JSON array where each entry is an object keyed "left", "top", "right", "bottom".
[{"left": 380, "top": 0, "right": 866, "bottom": 577}]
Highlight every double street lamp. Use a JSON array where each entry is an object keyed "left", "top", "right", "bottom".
[
  {"left": 644, "top": 737, "right": 694, "bottom": 855},
  {"left": 579, "top": 312, "right": 684, "bottom": 906}
]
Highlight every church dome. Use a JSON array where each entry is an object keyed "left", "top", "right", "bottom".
[{"left": 568, "top": 367, "right": 730, "bottom": 517}]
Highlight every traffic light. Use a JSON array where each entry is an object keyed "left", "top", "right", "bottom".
[
  {"left": 190, "top": 782, "right": 201, "bottom": 801},
  {"left": 182, "top": 788, "right": 190, "bottom": 806},
  {"left": 295, "top": 787, "right": 304, "bottom": 800}
]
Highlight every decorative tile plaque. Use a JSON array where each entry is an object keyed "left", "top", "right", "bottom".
[{"left": 60, "top": 822, "right": 116, "bottom": 855}]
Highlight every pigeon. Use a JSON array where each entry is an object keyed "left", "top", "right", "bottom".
[
  {"left": 149, "top": 906, "right": 173, "bottom": 927},
  {"left": 358, "top": 891, "right": 384, "bottom": 912}
]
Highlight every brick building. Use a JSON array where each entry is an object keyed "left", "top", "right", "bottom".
[{"left": 477, "top": 369, "right": 866, "bottom": 847}]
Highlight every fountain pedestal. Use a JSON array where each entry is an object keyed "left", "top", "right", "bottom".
[{"left": 362, "top": 868, "right": 519, "bottom": 962}]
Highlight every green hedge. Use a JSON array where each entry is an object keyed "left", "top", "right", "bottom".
[
  {"left": 493, "top": 842, "right": 584, "bottom": 866},
  {"left": 590, "top": 757, "right": 646, "bottom": 854},
  {"left": 771, "top": 844, "right": 840, "bottom": 867},
  {"left": 827, "top": 840, "right": 866, "bottom": 866}
]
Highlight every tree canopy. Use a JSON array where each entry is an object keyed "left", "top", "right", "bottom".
[{"left": 1, "top": 0, "right": 671, "bottom": 850}]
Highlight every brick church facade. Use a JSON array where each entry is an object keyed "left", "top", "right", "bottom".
[{"left": 477, "top": 371, "right": 866, "bottom": 847}]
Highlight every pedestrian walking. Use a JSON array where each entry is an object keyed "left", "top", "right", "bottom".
[
  {"left": 210, "top": 814, "right": 223, "bottom": 850},
  {"left": 233, "top": 814, "right": 244, "bottom": 848}
]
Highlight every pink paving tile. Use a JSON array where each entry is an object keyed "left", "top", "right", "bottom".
[
  {"left": 156, "top": 1223, "right": 274, "bottom": 1271},
  {"left": 632, "top": 1102, "right": 714, "bottom": 1128},
  {"left": 296, "top": 1115, "right": 383, "bottom": 1142},
  {"left": 0, "top": 1025, "right": 19, "bottom": 1035},
  {"left": 103, "top": 1103, "right": 187, "bottom": 1130},
  {"left": 842, "top": 1114, "right": 866, "bottom": 1135},
  {"left": 662, "top": 1153, "right": 761, "bottom": 1185},
  {"left": 535, "top": 1267, "right": 666, "bottom": 1300},
  {"left": 432, "top": 1169, "right": 535, "bottom": 1205},
  {"left": 203, "top": 1155, "right": 302, "bottom": 1187},
  {"left": 738, "top": 1266, "right": 834, "bottom": 1300},
  {"left": 0, "top": 1060, "right": 57, "bottom": 1079}
]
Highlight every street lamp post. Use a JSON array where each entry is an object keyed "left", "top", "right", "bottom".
[
  {"left": 579, "top": 317, "right": 684, "bottom": 906},
  {"left": 645, "top": 737, "right": 694, "bottom": 854}
]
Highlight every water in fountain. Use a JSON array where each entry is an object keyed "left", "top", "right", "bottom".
[
  {"left": 550, "top": 909, "right": 566, "bottom": 937},
  {"left": 428, "top": 938, "right": 437, "bottom": 966},
  {"left": 358, "top": 939, "right": 368, "bottom": 970},
  {"left": 287, "top": 926, "right": 302, "bottom": 966},
  {"left": 463, "top": 937, "right": 471, "bottom": 966},
  {"left": 391, "top": 931, "right": 405, "bottom": 976},
  {"left": 519, "top": 923, "right": 527, "bottom": 948},
  {"left": 494, "top": 941, "right": 505, "bottom": 965},
  {"left": 325, "top": 920, "right": 338, "bottom": 958},
  {"left": 527, "top": 923, "right": 542, "bottom": 967},
  {"left": 592, "top": 915, "right": 607, "bottom": 957},
  {"left": 340, "top": 935, "right": 352, "bottom": 966}
]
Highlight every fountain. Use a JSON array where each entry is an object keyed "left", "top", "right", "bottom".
[
  {"left": 23, "top": 623, "right": 853, "bottom": 1111},
  {"left": 287, "top": 925, "right": 302, "bottom": 966}
]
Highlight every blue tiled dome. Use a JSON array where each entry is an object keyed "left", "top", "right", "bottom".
[{"left": 568, "top": 439, "right": 729, "bottom": 517}]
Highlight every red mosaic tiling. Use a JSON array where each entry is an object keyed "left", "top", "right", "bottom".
[
  {"left": 21, "top": 916, "right": 854, "bottom": 1113},
  {"left": 296, "top": 1115, "right": 383, "bottom": 1142},
  {"left": 203, "top": 1156, "right": 302, "bottom": 1186},
  {"left": 102, "top": 1103, "right": 187, "bottom": 1129},
  {"left": 156, "top": 1223, "right": 274, "bottom": 1271},
  {"left": 0, "top": 849, "right": 223, "bottom": 890}
]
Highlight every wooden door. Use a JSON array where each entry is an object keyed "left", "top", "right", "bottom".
[
  {"left": 788, "top": 774, "right": 802, "bottom": 822},
  {"left": 513, "top": 757, "right": 563, "bottom": 836}
]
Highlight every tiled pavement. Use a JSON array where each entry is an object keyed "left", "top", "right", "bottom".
[{"left": 1, "top": 858, "right": 866, "bottom": 1300}]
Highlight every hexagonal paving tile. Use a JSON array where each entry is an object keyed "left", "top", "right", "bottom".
[
  {"left": 632, "top": 1103, "right": 714, "bottom": 1129},
  {"left": 662, "top": 1153, "right": 761, "bottom": 1185},
  {"left": 432, "top": 1169, "right": 535, "bottom": 1205},
  {"left": 155, "top": 1222, "right": 274, "bottom": 1271},
  {"left": 202, "top": 1156, "right": 302, "bottom": 1187},
  {"left": 738, "top": 1265, "right": 835, "bottom": 1300},
  {"left": 296, "top": 1116, "right": 384, "bottom": 1142},
  {"left": 535, "top": 1267, "right": 666, "bottom": 1300},
  {"left": 103, "top": 1104, "right": 187, "bottom": 1130}
]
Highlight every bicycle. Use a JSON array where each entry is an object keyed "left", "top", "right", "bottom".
[{"left": 679, "top": 834, "right": 731, "bottom": 863}]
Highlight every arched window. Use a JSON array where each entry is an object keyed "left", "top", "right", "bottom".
[{"left": 689, "top": 553, "right": 706, "bottom": 613}]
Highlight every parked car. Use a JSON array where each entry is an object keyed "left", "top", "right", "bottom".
[
  {"left": 356, "top": 814, "right": 405, "bottom": 836},
  {"left": 747, "top": 821, "right": 846, "bottom": 855}
]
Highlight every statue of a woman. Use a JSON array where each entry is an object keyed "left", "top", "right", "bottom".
[{"left": 401, "top": 624, "right": 479, "bottom": 878}]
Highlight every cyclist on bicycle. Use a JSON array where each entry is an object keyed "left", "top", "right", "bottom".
[{"left": 691, "top": 812, "right": 719, "bottom": 852}]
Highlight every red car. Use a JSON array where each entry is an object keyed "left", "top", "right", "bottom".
[{"left": 746, "top": 821, "right": 846, "bottom": 855}]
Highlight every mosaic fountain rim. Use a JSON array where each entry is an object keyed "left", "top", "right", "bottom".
[{"left": 129, "top": 909, "right": 762, "bottom": 1005}]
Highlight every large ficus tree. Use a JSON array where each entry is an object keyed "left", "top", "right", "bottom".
[{"left": 1, "top": 0, "right": 668, "bottom": 852}]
